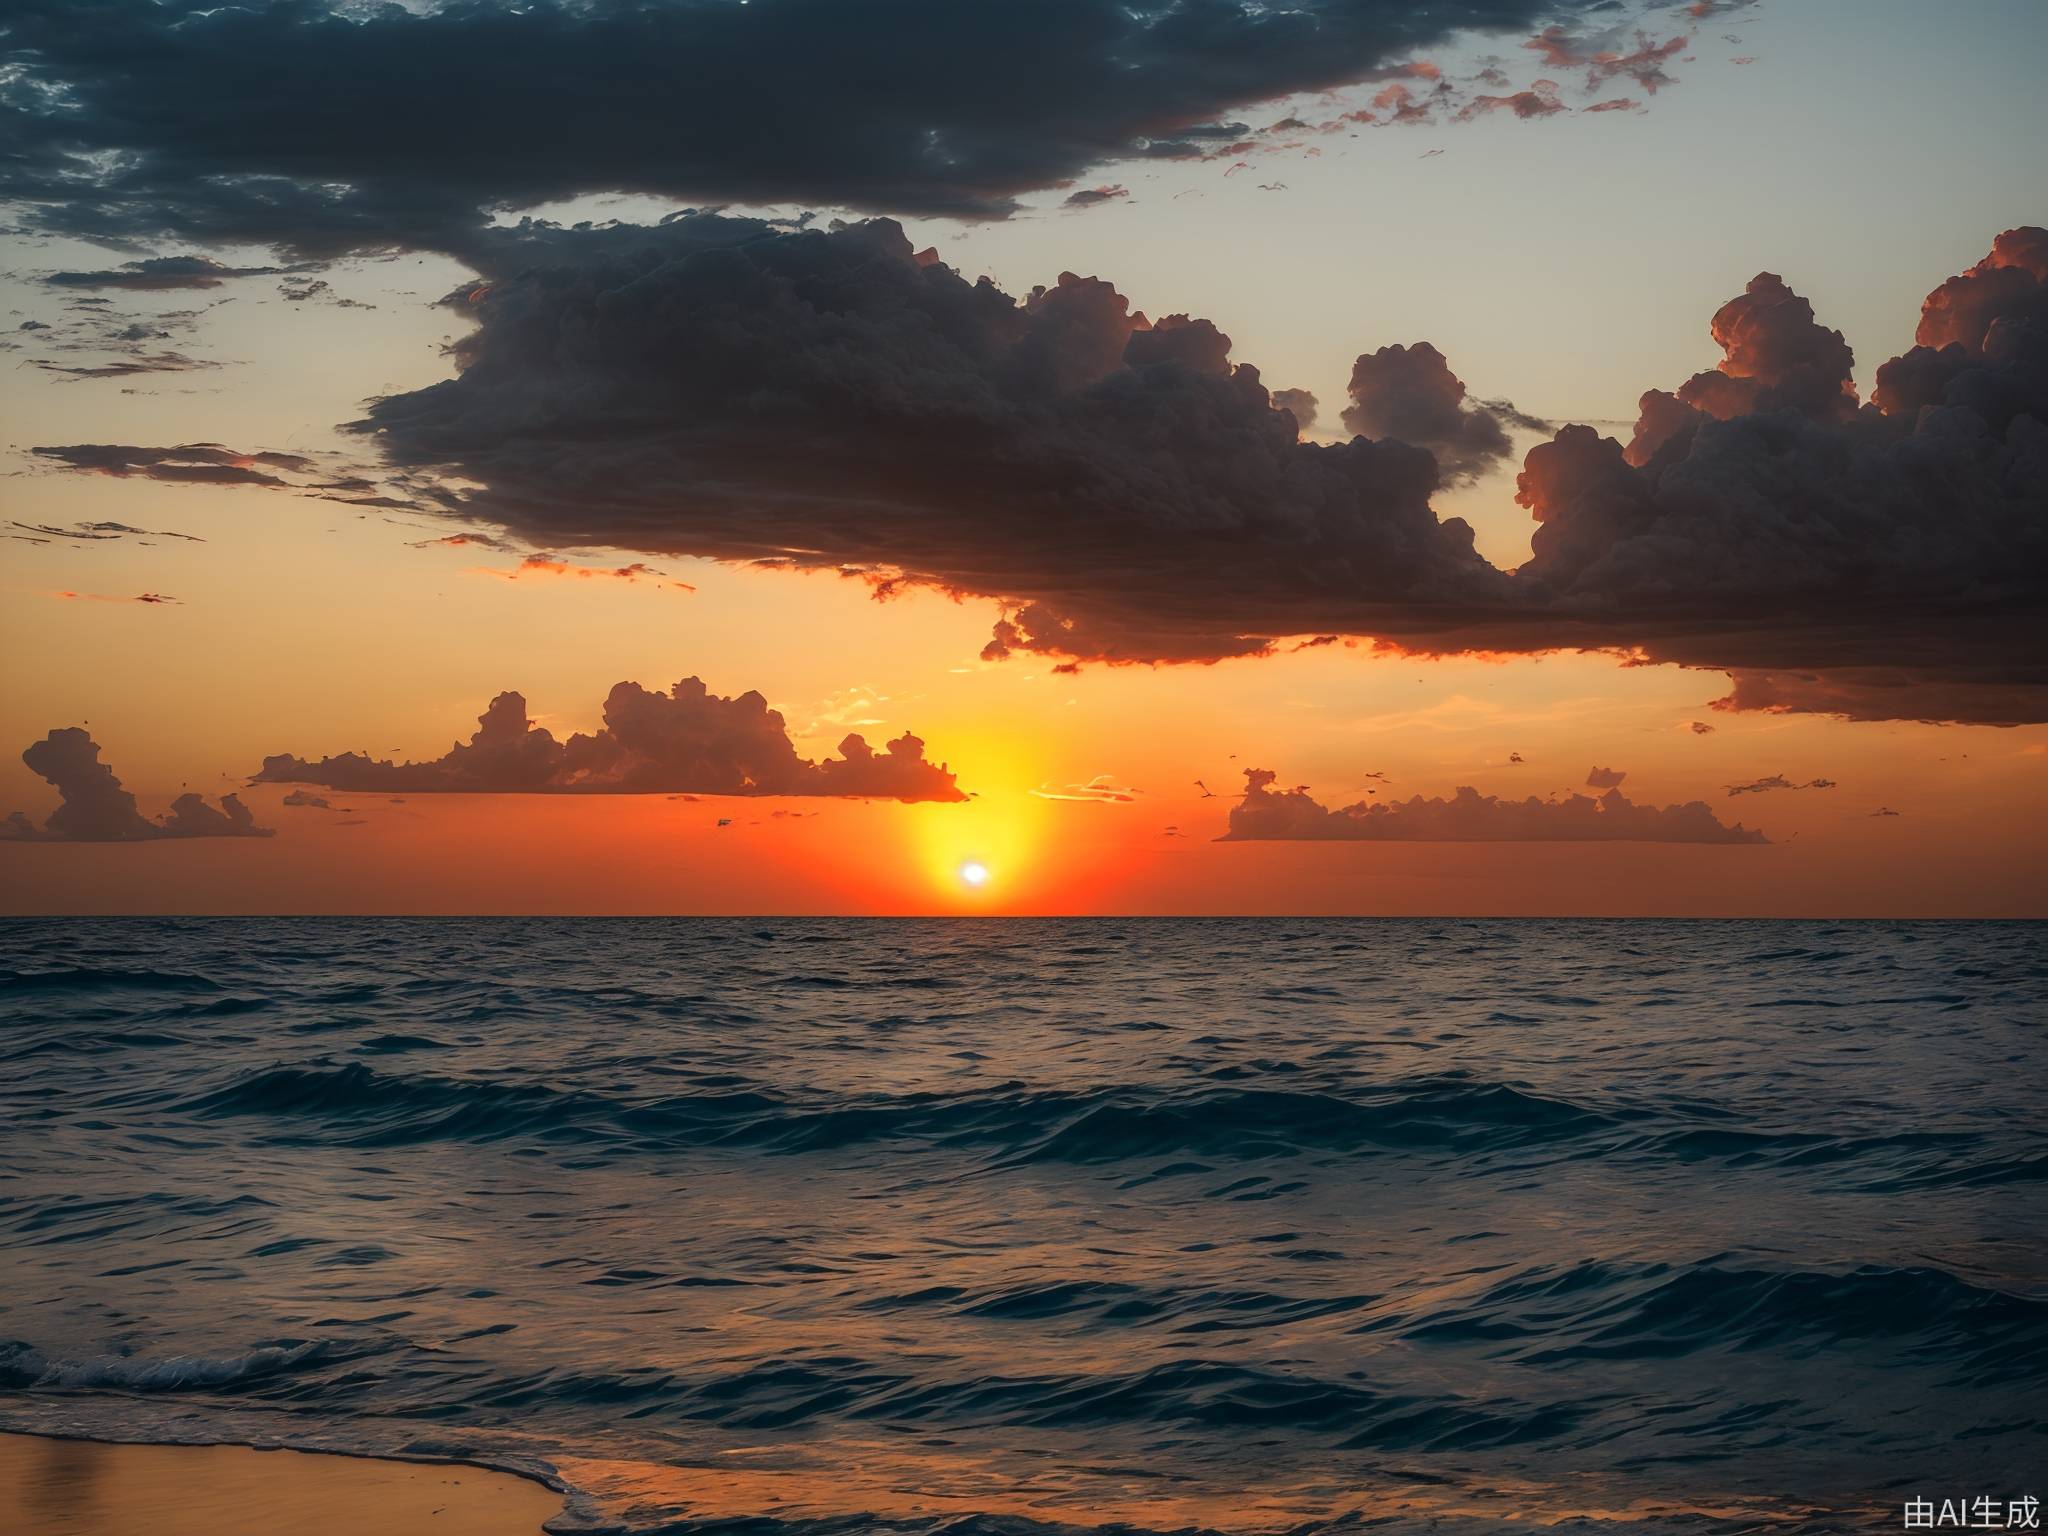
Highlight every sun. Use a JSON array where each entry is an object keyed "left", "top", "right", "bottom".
[{"left": 958, "top": 860, "right": 990, "bottom": 888}]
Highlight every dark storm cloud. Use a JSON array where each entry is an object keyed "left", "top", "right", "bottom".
[
  {"left": 252, "top": 676, "right": 966, "bottom": 802},
  {"left": 0, "top": 0, "right": 1676, "bottom": 259},
  {"left": 1705, "top": 668, "right": 2046, "bottom": 726},
  {"left": 350, "top": 218, "right": 1505, "bottom": 667},
  {"left": 1219, "top": 768, "right": 1766, "bottom": 843},
  {"left": 3, "top": 728, "right": 271, "bottom": 842},
  {"left": 37, "top": 223, "right": 2048, "bottom": 725}
]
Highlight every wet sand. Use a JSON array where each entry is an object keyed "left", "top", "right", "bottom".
[{"left": 0, "top": 1432, "right": 562, "bottom": 1536}]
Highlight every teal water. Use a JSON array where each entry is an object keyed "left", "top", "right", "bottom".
[{"left": 1, "top": 918, "right": 2042, "bottom": 1532}]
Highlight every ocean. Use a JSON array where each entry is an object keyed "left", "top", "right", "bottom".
[{"left": 0, "top": 918, "right": 2041, "bottom": 1534}]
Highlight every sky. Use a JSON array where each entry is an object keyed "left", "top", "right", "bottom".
[{"left": 0, "top": 0, "right": 2043, "bottom": 915}]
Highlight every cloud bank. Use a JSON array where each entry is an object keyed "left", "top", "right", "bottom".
[
  {"left": 1220, "top": 768, "right": 1766, "bottom": 843},
  {"left": 354, "top": 218, "right": 1505, "bottom": 666},
  {"left": 4, "top": 729, "right": 271, "bottom": 842},
  {"left": 36, "top": 221, "right": 2048, "bottom": 724},
  {"left": 252, "top": 677, "right": 965, "bottom": 802},
  {"left": 0, "top": 0, "right": 1687, "bottom": 257}
]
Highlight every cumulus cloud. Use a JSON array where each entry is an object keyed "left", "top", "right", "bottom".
[
  {"left": 349, "top": 219, "right": 1503, "bottom": 667},
  {"left": 1619, "top": 272, "right": 1858, "bottom": 465},
  {"left": 38, "top": 224, "right": 2048, "bottom": 725},
  {"left": 252, "top": 677, "right": 965, "bottom": 802},
  {"left": 1585, "top": 765, "right": 1627, "bottom": 788},
  {"left": 1339, "top": 343, "right": 1530, "bottom": 483},
  {"left": 1513, "top": 230, "right": 2048, "bottom": 725},
  {"left": 1220, "top": 768, "right": 1765, "bottom": 843},
  {"left": 1271, "top": 388, "right": 1320, "bottom": 433},
  {"left": 3, "top": 729, "right": 271, "bottom": 842},
  {"left": 0, "top": 0, "right": 1670, "bottom": 259},
  {"left": 1871, "top": 227, "right": 2048, "bottom": 416}
]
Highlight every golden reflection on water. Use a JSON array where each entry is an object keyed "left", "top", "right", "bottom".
[{"left": 550, "top": 1435, "right": 1842, "bottom": 1532}]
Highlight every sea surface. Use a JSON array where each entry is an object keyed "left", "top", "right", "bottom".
[{"left": 0, "top": 918, "right": 2041, "bottom": 1534}]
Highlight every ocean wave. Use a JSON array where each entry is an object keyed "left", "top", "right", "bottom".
[
  {"left": 0, "top": 965, "right": 223, "bottom": 995},
  {"left": 179, "top": 1063, "right": 1629, "bottom": 1163},
  {"left": 2, "top": 915, "right": 2040, "bottom": 1533},
  {"left": 0, "top": 1337, "right": 388, "bottom": 1394},
  {"left": 459, "top": 1353, "right": 1584, "bottom": 1448},
  {"left": 857, "top": 1277, "right": 1377, "bottom": 1331},
  {"left": 1398, "top": 1258, "right": 2048, "bottom": 1385}
]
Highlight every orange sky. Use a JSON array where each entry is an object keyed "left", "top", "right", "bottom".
[
  {"left": 3, "top": 529, "right": 2042, "bottom": 913},
  {"left": 2, "top": 2, "right": 2043, "bottom": 916}
]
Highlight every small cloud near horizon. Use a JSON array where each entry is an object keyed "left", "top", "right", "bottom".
[{"left": 4, "top": 728, "right": 272, "bottom": 842}]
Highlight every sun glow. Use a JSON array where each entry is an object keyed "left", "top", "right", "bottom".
[{"left": 900, "top": 731, "right": 1056, "bottom": 908}]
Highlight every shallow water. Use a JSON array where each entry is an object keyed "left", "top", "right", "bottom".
[{"left": 0, "top": 918, "right": 2041, "bottom": 1533}]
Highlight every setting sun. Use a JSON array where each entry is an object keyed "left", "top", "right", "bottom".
[{"left": 958, "top": 860, "right": 990, "bottom": 888}]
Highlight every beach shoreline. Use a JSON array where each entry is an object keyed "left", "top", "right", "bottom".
[{"left": 0, "top": 1430, "right": 564, "bottom": 1536}]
